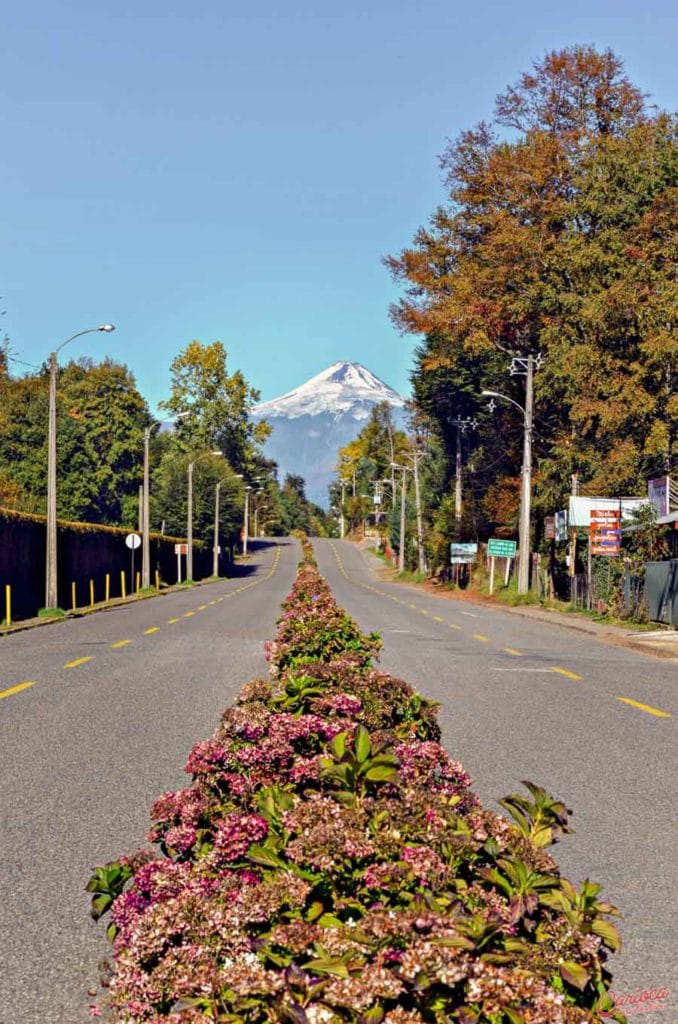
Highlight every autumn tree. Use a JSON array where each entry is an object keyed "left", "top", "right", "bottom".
[{"left": 389, "top": 46, "right": 677, "bottom": 537}]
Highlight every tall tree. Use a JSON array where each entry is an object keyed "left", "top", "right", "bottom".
[
  {"left": 388, "top": 46, "right": 677, "bottom": 530},
  {"left": 160, "top": 340, "right": 270, "bottom": 474}
]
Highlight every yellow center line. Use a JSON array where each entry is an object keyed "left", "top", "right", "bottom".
[
  {"left": 552, "top": 667, "right": 583, "bottom": 680},
  {"left": 167, "top": 617, "right": 179, "bottom": 624},
  {"left": 504, "top": 647, "right": 522, "bottom": 656},
  {"left": 0, "top": 681, "right": 36, "bottom": 701},
  {"left": 433, "top": 615, "right": 444, "bottom": 622},
  {"left": 409, "top": 604, "right": 417, "bottom": 610},
  {"left": 184, "top": 611, "right": 195, "bottom": 617},
  {"left": 197, "top": 604, "right": 207, "bottom": 611},
  {"left": 143, "top": 626, "right": 160, "bottom": 635},
  {"left": 111, "top": 639, "right": 131, "bottom": 648},
  {"left": 449, "top": 623, "right": 462, "bottom": 631},
  {"left": 419, "top": 609, "right": 429, "bottom": 615},
  {"left": 474, "top": 633, "right": 490, "bottom": 642},
  {"left": 64, "top": 656, "right": 93, "bottom": 669},
  {"left": 208, "top": 600, "right": 216, "bottom": 606},
  {"left": 617, "top": 697, "right": 671, "bottom": 718}
]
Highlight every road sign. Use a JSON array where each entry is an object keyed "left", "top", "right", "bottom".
[
  {"left": 544, "top": 516, "right": 555, "bottom": 540},
  {"left": 450, "top": 542, "right": 478, "bottom": 564},
  {"left": 125, "top": 533, "right": 141, "bottom": 550},
  {"left": 590, "top": 510, "right": 620, "bottom": 524},
  {"left": 174, "top": 543, "right": 188, "bottom": 555},
  {"left": 487, "top": 538, "right": 517, "bottom": 558}
]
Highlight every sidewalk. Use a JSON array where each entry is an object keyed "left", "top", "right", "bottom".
[{"left": 358, "top": 545, "right": 678, "bottom": 661}]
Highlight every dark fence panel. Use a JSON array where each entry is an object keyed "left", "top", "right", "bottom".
[{"left": 0, "top": 509, "right": 213, "bottom": 623}]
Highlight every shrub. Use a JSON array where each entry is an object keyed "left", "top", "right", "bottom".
[{"left": 87, "top": 542, "right": 625, "bottom": 1023}]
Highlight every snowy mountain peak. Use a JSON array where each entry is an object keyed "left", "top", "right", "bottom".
[{"left": 254, "top": 361, "right": 405, "bottom": 420}]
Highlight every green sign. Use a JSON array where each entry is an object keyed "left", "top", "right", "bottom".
[{"left": 487, "top": 538, "right": 517, "bottom": 558}]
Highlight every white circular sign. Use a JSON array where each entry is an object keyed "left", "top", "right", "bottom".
[{"left": 125, "top": 533, "right": 142, "bottom": 550}]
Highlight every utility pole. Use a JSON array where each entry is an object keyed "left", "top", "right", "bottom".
[
  {"left": 517, "top": 354, "right": 535, "bottom": 595},
  {"left": 213, "top": 480, "right": 222, "bottom": 578},
  {"left": 339, "top": 479, "right": 347, "bottom": 539},
  {"left": 141, "top": 427, "right": 151, "bottom": 589},
  {"left": 450, "top": 416, "right": 477, "bottom": 537},
  {"left": 187, "top": 461, "right": 194, "bottom": 581},
  {"left": 482, "top": 353, "right": 539, "bottom": 595},
  {"left": 410, "top": 451, "right": 427, "bottom": 575},
  {"left": 243, "top": 486, "right": 251, "bottom": 556},
  {"left": 392, "top": 463, "right": 409, "bottom": 573}
]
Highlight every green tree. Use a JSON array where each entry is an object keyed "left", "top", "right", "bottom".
[{"left": 160, "top": 340, "right": 270, "bottom": 474}]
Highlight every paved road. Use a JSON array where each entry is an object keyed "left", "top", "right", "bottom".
[
  {"left": 0, "top": 539, "right": 299, "bottom": 1024},
  {"left": 313, "top": 539, "right": 677, "bottom": 1012}
]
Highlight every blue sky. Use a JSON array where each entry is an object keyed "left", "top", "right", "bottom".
[{"left": 2, "top": 0, "right": 675, "bottom": 413}]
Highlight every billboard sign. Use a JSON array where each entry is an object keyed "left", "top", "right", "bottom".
[
  {"left": 450, "top": 542, "right": 478, "bottom": 564},
  {"left": 589, "top": 509, "right": 620, "bottom": 556},
  {"left": 544, "top": 516, "right": 555, "bottom": 540},
  {"left": 555, "top": 509, "right": 568, "bottom": 543}
]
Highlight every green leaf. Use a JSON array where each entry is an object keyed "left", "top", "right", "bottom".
[
  {"left": 591, "top": 918, "right": 622, "bottom": 952},
  {"left": 247, "top": 843, "right": 287, "bottom": 869},
  {"left": 302, "top": 958, "right": 350, "bottom": 979},
  {"left": 330, "top": 732, "right": 347, "bottom": 759},
  {"left": 559, "top": 961, "right": 591, "bottom": 991},
  {"left": 317, "top": 913, "right": 344, "bottom": 928},
  {"left": 363, "top": 764, "right": 398, "bottom": 782},
  {"left": 354, "top": 725, "right": 371, "bottom": 763}
]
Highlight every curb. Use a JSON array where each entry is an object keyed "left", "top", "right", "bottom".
[{"left": 358, "top": 548, "right": 678, "bottom": 662}]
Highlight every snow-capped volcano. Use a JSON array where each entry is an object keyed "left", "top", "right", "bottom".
[
  {"left": 254, "top": 361, "right": 405, "bottom": 421},
  {"left": 252, "top": 362, "right": 406, "bottom": 507}
]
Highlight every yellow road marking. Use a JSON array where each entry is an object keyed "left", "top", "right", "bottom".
[
  {"left": 449, "top": 623, "right": 462, "bottom": 631},
  {"left": 111, "top": 639, "right": 131, "bottom": 648},
  {"left": 433, "top": 615, "right": 444, "bottom": 622},
  {"left": 208, "top": 600, "right": 216, "bottom": 606},
  {"left": 64, "top": 656, "right": 93, "bottom": 669},
  {"left": 552, "top": 667, "right": 582, "bottom": 680},
  {"left": 617, "top": 697, "right": 671, "bottom": 718},
  {"left": 143, "top": 627, "right": 160, "bottom": 635},
  {"left": 409, "top": 604, "right": 417, "bottom": 609},
  {"left": 0, "top": 681, "right": 36, "bottom": 701},
  {"left": 504, "top": 647, "right": 522, "bottom": 656},
  {"left": 420, "top": 609, "right": 429, "bottom": 615},
  {"left": 184, "top": 611, "right": 195, "bottom": 617},
  {"left": 197, "top": 604, "right": 207, "bottom": 611},
  {"left": 167, "top": 617, "right": 179, "bottom": 624},
  {"left": 474, "top": 633, "right": 490, "bottom": 642}
]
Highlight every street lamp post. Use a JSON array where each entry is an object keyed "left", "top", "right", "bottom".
[
  {"left": 45, "top": 324, "right": 115, "bottom": 609},
  {"left": 141, "top": 427, "right": 151, "bottom": 590},
  {"left": 482, "top": 353, "right": 535, "bottom": 594},
  {"left": 213, "top": 473, "right": 243, "bottom": 577},
  {"left": 187, "top": 451, "right": 223, "bottom": 582},
  {"left": 243, "top": 486, "right": 251, "bottom": 556}
]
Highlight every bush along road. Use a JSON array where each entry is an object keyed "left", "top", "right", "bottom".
[{"left": 88, "top": 537, "right": 626, "bottom": 1023}]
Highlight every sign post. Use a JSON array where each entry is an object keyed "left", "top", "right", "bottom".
[
  {"left": 125, "top": 533, "right": 141, "bottom": 596},
  {"left": 487, "top": 539, "right": 517, "bottom": 595},
  {"left": 174, "top": 542, "right": 188, "bottom": 584}
]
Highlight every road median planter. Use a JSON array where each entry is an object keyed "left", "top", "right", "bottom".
[{"left": 87, "top": 538, "right": 625, "bottom": 1023}]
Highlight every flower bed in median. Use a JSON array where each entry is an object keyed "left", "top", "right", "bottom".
[{"left": 88, "top": 541, "right": 625, "bottom": 1023}]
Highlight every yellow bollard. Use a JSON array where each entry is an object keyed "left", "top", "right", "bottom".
[
  {"left": 135, "top": 571, "right": 140, "bottom": 595},
  {"left": 5, "top": 584, "right": 11, "bottom": 626},
  {"left": 105, "top": 573, "right": 110, "bottom": 603},
  {"left": 71, "top": 581, "right": 76, "bottom": 612},
  {"left": 155, "top": 569, "right": 160, "bottom": 592},
  {"left": 89, "top": 580, "right": 95, "bottom": 607},
  {"left": 121, "top": 570, "right": 126, "bottom": 600}
]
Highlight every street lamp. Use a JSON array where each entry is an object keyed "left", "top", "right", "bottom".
[
  {"left": 187, "top": 451, "right": 223, "bottom": 582},
  {"left": 482, "top": 360, "right": 535, "bottom": 594},
  {"left": 45, "top": 324, "right": 115, "bottom": 609},
  {"left": 213, "top": 473, "right": 242, "bottom": 577},
  {"left": 243, "top": 486, "right": 252, "bottom": 556}
]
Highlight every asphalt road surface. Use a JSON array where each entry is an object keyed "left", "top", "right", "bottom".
[
  {"left": 312, "top": 539, "right": 677, "bottom": 1017},
  {"left": 2, "top": 536, "right": 675, "bottom": 1021},
  {"left": 0, "top": 539, "right": 299, "bottom": 1024}
]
